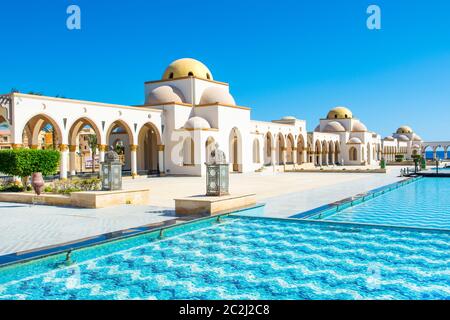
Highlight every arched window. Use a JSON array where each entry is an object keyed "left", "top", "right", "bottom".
[
  {"left": 266, "top": 135, "right": 272, "bottom": 157},
  {"left": 349, "top": 147, "right": 357, "bottom": 161},
  {"left": 183, "top": 137, "right": 194, "bottom": 165},
  {"left": 188, "top": 72, "right": 194, "bottom": 77},
  {"left": 253, "top": 139, "right": 260, "bottom": 163},
  {"left": 206, "top": 73, "right": 211, "bottom": 80},
  {"left": 169, "top": 72, "right": 174, "bottom": 79}
]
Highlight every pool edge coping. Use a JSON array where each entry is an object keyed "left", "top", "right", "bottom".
[{"left": 0, "top": 204, "right": 266, "bottom": 268}]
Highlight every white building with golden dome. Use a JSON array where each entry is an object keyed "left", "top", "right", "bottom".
[
  {"left": 0, "top": 58, "right": 407, "bottom": 179},
  {"left": 311, "top": 107, "right": 382, "bottom": 166},
  {"left": 382, "top": 126, "right": 423, "bottom": 161}
]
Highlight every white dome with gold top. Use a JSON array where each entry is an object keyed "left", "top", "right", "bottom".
[
  {"left": 327, "top": 106, "right": 353, "bottom": 119},
  {"left": 162, "top": 58, "right": 213, "bottom": 80}
]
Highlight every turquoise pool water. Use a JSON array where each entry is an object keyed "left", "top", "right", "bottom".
[
  {"left": 314, "top": 178, "right": 450, "bottom": 230},
  {"left": 1, "top": 216, "right": 449, "bottom": 300}
]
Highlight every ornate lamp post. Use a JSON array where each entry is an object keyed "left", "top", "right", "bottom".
[
  {"left": 100, "top": 149, "right": 122, "bottom": 191},
  {"left": 206, "top": 143, "right": 229, "bottom": 196}
]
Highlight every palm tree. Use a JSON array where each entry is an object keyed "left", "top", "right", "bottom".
[
  {"left": 42, "top": 124, "right": 56, "bottom": 150},
  {"left": 86, "top": 135, "right": 98, "bottom": 173}
]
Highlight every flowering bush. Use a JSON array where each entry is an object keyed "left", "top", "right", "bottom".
[{"left": 47, "top": 178, "right": 101, "bottom": 195}]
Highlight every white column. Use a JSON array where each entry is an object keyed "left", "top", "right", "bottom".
[
  {"left": 158, "top": 145, "right": 165, "bottom": 175},
  {"left": 98, "top": 144, "right": 106, "bottom": 163},
  {"left": 69, "top": 145, "right": 77, "bottom": 176},
  {"left": 292, "top": 148, "right": 297, "bottom": 165},
  {"left": 131, "top": 145, "right": 138, "bottom": 178},
  {"left": 282, "top": 148, "right": 287, "bottom": 165},
  {"left": 331, "top": 152, "right": 335, "bottom": 165},
  {"left": 271, "top": 148, "right": 276, "bottom": 166},
  {"left": 302, "top": 150, "right": 307, "bottom": 164},
  {"left": 59, "top": 145, "right": 69, "bottom": 180}
]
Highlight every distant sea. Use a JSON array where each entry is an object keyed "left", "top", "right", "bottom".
[{"left": 425, "top": 151, "right": 449, "bottom": 160}]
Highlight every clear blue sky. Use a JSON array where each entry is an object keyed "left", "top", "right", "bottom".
[{"left": 1, "top": 0, "right": 449, "bottom": 140}]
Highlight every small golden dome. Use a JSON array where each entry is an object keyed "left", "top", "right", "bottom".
[
  {"left": 327, "top": 107, "right": 353, "bottom": 120},
  {"left": 396, "top": 126, "right": 413, "bottom": 134},
  {"left": 162, "top": 58, "right": 213, "bottom": 80}
]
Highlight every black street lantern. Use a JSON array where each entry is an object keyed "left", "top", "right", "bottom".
[
  {"left": 206, "top": 143, "right": 229, "bottom": 196},
  {"left": 100, "top": 150, "right": 122, "bottom": 191}
]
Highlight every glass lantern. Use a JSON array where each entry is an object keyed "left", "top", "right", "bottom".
[
  {"left": 206, "top": 164, "right": 229, "bottom": 196},
  {"left": 100, "top": 151, "right": 122, "bottom": 191}
]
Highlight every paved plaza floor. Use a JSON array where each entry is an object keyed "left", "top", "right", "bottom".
[{"left": 0, "top": 168, "right": 404, "bottom": 256}]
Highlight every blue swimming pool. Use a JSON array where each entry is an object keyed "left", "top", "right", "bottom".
[
  {"left": 0, "top": 216, "right": 449, "bottom": 300},
  {"left": 311, "top": 178, "right": 450, "bottom": 230}
]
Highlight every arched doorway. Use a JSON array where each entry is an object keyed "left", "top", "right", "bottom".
[
  {"left": 137, "top": 123, "right": 161, "bottom": 174},
  {"left": 229, "top": 128, "right": 242, "bottom": 172},
  {"left": 328, "top": 141, "right": 334, "bottom": 164},
  {"left": 286, "top": 134, "right": 294, "bottom": 164},
  {"left": 335, "top": 142, "right": 341, "bottom": 164},
  {"left": 182, "top": 137, "right": 195, "bottom": 165},
  {"left": 315, "top": 140, "right": 322, "bottom": 165},
  {"left": 322, "top": 140, "right": 328, "bottom": 165},
  {"left": 106, "top": 120, "right": 134, "bottom": 172},
  {"left": 297, "top": 135, "right": 305, "bottom": 164},
  {"left": 68, "top": 117, "right": 102, "bottom": 174},
  {"left": 253, "top": 138, "right": 260, "bottom": 164},
  {"left": 264, "top": 132, "right": 273, "bottom": 165},
  {"left": 276, "top": 133, "right": 285, "bottom": 165},
  {"left": 349, "top": 147, "right": 358, "bottom": 161}
]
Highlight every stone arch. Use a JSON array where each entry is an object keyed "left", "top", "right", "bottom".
[
  {"left": 349, "top": 146, "right": 358, "bottom": 161},
  {"left": 276, "top": 133, "right": 285, "bottom": 165},
  {"left": 328, "top": 140, "right": 334, "bottom": 164},
  {"left": 264, "top": 132, "right": 273, "bottom": 165},
  {"left": 106, "top": 120, "right": 134, "bottom": 172},
  {"left": 21, "top": 113, "right": 63, "bottom": 149},
  {"left": 335, "top": 141, "right": 341, "bottom": 164},
  {"left": 68, "top": 117, "right": 103, "bottom": 174},
  {"left": 182, "top": 137, "right": 195, "bottom": 165},
  {"left": 286, "top": 134, "right": 295, "bottom": 164},
  {"left": 297, "top": 135, "right": 305, "bottom": 164},
  {"left": 321, "top": 140, "right": 328, "bottom": 165},
  {"left": 137, "top": 122, "right": 161, "bottom": 173},
  {"left": 315, "top": 140, "right": 322, "bottom": 165},
  {"left": 253, "top": 138, "right": 260, "bottom": 164},
  {"left": 229, "top": 127, "right": 242, "bottom": 172}
]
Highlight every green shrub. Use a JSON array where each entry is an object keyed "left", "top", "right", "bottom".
[
  {"left": 47, "top": 178, "right": 101, "bottom": 195},
  {"left": 0, "top": 149, "right": 60, "bottom": 179},
  {"left": 395, "top": 154, "right": 404, "bottom": 162},
  {"left": 0, "top": 183, "right": 25, "bottom": 193}
]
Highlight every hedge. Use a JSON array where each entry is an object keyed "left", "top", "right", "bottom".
[{"left": 0, "top": 149, "right": 60, "bottom": 178}]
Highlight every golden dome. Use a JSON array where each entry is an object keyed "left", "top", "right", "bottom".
[
  {"left": 396, "top": 126, "right": 413, "bottom": 134},
  {"left": 327, "top": 107, "right": 353, "bottom": 119},
  {"left": 162, "top": 58, "right": 213, "bottom": 80}
]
